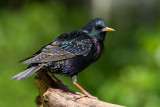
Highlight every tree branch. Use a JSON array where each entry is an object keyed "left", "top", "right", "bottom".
[{"left": 34, "top": 71, "right": 124, "bottom": 107}]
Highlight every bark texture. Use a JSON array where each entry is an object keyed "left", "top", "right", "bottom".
[{"left": 34, "top": 71, "right": 124, "bottom": 107}]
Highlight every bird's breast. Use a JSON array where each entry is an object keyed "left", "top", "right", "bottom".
[{"left": 91, "top": 38, "right": 104, "bottom": 61}]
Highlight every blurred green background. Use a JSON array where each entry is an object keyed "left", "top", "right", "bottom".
[{"left": 0, "top": 0, "right": 160, "bottom": 107}]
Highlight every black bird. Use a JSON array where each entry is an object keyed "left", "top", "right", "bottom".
[{"left": 11, "top": 18, "right": 114, "bottom": 98}]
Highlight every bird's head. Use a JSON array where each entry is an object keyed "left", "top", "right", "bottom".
[{"left": 82, "top": 18, "right": 114, "bottom": 39}]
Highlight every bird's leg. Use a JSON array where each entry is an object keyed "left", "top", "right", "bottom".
[
  {"left": 72, "top": 75, "right": 98, "bottom": 99},
  {"left": 49, "top": 73, "right": 62, "bottom": 83},
  {"left": 49, "top": 73, "right": 68, "bottom": 88}
]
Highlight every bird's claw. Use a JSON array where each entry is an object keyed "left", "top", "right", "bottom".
[{"left": 73, "top": 93, "right": 98, "bottom": 100}]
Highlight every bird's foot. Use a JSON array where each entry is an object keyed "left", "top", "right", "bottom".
[
  {"left": 73, "top": 93, "right": 98, "bottom": 100},
  {"left": 79, "top": 94, "right": 98, "bottom": 99}
]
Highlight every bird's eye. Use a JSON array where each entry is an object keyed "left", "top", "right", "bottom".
[{"left": 95, "top": 25, "right": 103, "bottom": 30}]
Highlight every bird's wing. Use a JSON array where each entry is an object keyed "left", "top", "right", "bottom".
[{"left": 20, "top": 31, "right": 93, "bottom": 64}]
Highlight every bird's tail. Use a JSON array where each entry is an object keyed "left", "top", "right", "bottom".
[{"left": 10, "top": 64, "right": 44, "bottom": 80}]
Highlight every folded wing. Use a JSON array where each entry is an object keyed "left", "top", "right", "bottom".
[{"left": 20, "top": 31, "right": 93, "bottom": 64}]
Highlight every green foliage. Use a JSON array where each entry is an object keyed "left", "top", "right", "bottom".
[{"left": 0, "top": 1, "right": 160, "bottom": 107}]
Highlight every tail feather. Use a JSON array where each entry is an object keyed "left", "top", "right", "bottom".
[{"left": 10, "top": 64, "right": 44, "bottom": 80}]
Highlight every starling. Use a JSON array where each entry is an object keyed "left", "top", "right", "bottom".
[{"left": 11, "top": 18, "right": 114, "bottom": 98}]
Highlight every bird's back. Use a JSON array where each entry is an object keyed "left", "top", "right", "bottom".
[
  {"left": 11, "top": 18, "right": 111, "bottom": 80},
  {"left": 43, "top": 30, "right": 102, "bottom": 77}
]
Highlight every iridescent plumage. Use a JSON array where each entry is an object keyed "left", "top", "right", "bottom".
[{"left": 11, "top": 18, "right": 114, "bottom": 98}]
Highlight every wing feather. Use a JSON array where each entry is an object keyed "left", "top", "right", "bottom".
[{"left": 21, "top": 31, "right": 93, "bottom": 64}]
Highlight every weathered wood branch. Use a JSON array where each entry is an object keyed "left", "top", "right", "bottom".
[{"left": 34, "top": 71, "right": 124, "bottom": 107}]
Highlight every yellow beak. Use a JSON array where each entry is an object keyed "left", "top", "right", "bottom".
[{"left": 102, "top": 27, "right": 115, "bottom": 32}]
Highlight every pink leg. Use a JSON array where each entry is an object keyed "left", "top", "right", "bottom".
[{"left": 72, "top": 75, "right": 98, "bottom": 99}]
